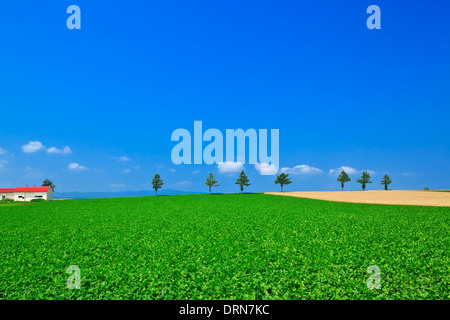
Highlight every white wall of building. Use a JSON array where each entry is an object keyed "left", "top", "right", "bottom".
[{"left": 1, "top": 189, "right": 53, "bottom": 201}]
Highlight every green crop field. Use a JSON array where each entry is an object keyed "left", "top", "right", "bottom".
[{"left": 0, "top": 194, "right": 449, "bottom": 300}]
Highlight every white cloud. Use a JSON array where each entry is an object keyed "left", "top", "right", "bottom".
[
  {"left": 281, "top": 164, "right": 322, "bottom": 175},
  {"left": 21, "top": 141, "right": 71, "bottom": 155},
  {"left": 329, "top": 166, "right": 375, "bottom": 175},
  {"left": 192, "top": 170, "right": 200, "bottom": 174},
  {"left": 68, "top": 162, "right": 88, "bottom": 171},
  {"left": 254, "top": 162, "right": 278, "bottom": 175},
  {"left": 0, "top": 163, "right": 3, "bottom": 168},
  {"left": 329, "top": 166, "right": 358, "bottom": 175},
  {"left": 133, "top": 165, "right": 141, "bottom": 170},
  {"left": 0, "top": 147, "right": 8, "bottom": 155},
  {"left": 47, "top": 146, "right": 72, "bottom": 154},
  {"left": 22, "top": 141, "right": 45, "bottom": 153},
  {"left": 118, "top": 156, "right": 131, "bottom": 162},
  {"left": 122, "top": 168, "right": 131, "bottom": 173},
  {"left": 217, "top": 162, "right": 244, "bottom": 173}
]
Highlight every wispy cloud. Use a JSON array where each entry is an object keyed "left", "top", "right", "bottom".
[
  {"left": 122, "top": 166, "right": 141, "bottom": 173},
  {"left": 173, "top": 180, "right": 192, "bottom": 187},
  {"left": 0, "top": 160, "right": 10, "bottom": 168},
  {"left": 329, "top": 166, "right": 375, "bottom": 175},
  {"left": 118, "top": 156, "right": 131, "bottom": 162},
  {"left": 47, "top": 146, "right": 72, "bottom": 154},
  {"left": 0, "top": 182, "right": 13, "bottom": 188},
  {"left": 281, "top": 164, "right": 322, "bottom": 175},
  {"left": 68, "top": 162, "right": 88, "bottom": 171},
  {"left": 169, "top": 168, "right": 176, "bottom": 173},
  {"left": 217, "top": 162, "right": 244, "bottom": 173},
  {"left": 108, "top": 183, "right": 125, "bottom": 188},
  {"left": 0, "top": 147, "right": 8, "bottom": 155},
  {"left": 192, "top": 169, "right": 200, "bottom": 174},
  {"left": 22, "top": 170, "right": 44, "bottom": 179}
]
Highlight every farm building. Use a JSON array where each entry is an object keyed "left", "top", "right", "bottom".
[{"left": 0, "top": 186, "right": 54, "bottom": 201}]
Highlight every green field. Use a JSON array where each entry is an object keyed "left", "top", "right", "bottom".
[{"left": 0, "top": 194, "right": 449, "bottom": 300}]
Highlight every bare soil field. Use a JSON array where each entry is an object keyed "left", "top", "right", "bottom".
[{"left": 265, "top": 190, "right": 450, "bottom": 207}]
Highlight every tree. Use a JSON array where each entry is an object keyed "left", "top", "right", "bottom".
[
  {"left": 235, "top": 170, "right": 250, "bottom": 194},
  {"left": 380, "top": 174, "right": 392, "bottom": 190},
  {"left": 336, "top": 170, "right": 351, "bottom": 191},
  {"left": 42, "top": 179, "right": 56, "bottom": 191},
  {"left": 274, "top": 173, "right": 292, "bottom": 192},
  {"left": 205, "top": 173, "right": 219, "bottom": 194},
  {"left": 151, "top": 173, "right": 164, "bottom": 196},
  {"left": 357, "top": 171, "right": 372, "bottom": 190}
]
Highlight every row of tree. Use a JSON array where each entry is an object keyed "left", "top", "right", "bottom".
[
  {"left": 151, "top": 170, "right": 393, "bottom": 195},
  {"left": 151, "top": 171, "right": 254, "bottom": 195},
  {"left": 39, "top": 171, "right": 393, "bottom": 195},
  {"left": 337, "top": 170, "right": 392, "bottom": 191}
]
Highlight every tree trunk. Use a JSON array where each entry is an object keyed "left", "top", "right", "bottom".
[
  {"left": 281, "top": 185, "right": 284, "bottom": 192},
  {"left": 156, "top": 189, "right": 157, "bottom": 196},
  {"left": 209, "top": 186, "right": 211, "bottom": 195}
]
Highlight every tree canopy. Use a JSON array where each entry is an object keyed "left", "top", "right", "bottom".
[
  {"left": 274, "top": 173, "right": 292, "bottom": 192},
  {"left": 380, "top": 174, "right": 392, "bottom": 190},
  {"left": 357, "top": 171, "right": 372, "bottom": 190},
  {"left": 235, "top": 170, "right": 250, "bottom": 194},
  {"left": 42, "top": 179, "right": 56, "bottom": 191},
  {"left": 336, "top": 170, "right": 351, "bottom": 191},
  {"left": 151, "top": 174, "right": 164, "bottom": 195},
  {"left": 205, "top": 173, "right": 220, "bottom": 194}
]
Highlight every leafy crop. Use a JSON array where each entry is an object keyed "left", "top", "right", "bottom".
[{"left": 0, "top": 194, "right": 448, "bottom": 299}]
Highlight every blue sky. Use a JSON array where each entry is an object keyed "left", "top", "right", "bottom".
[{"left": 0, "top": 1, "right": 449, "bottom": 193}]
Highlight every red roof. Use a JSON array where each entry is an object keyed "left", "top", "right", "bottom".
[{"left": 0, "top": 186, "right": 51, "bottom": 193}]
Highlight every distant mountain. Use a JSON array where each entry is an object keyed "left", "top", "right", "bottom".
[{"left": 54, "top": 189, "right": 203, "bottom": 199}]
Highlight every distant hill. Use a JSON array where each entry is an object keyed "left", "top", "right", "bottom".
[{"left": 54, "top": 189, "right": 203, "bottom": 199}]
